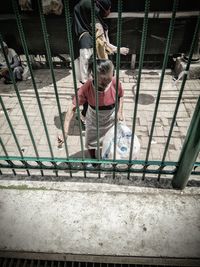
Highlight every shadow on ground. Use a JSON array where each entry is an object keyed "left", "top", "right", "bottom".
[
  {"left": 132, "top": 84, "right": 155, "bottom": 105},
  {"left": 1, "top": 171, "right": 200, "bottom": 189},
  {"left": 54, "top": 111, "right": 85, "bottom": 136},
  {"left": 0, "top": 68, "right": 71, "bottom": 93}
]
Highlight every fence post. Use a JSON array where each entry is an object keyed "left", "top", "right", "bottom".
[{"left": 172, "top": 96, "right": 200, "bottom": 189}]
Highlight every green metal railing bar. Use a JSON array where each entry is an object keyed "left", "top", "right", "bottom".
[
  {"left": 143, "top": 0, "right": 179, "bottom": 180},
  {"left": 63, "top": 0, "right": 85, "bottom": 157},
  {"left": 128, "top": 0, "right": 150, "bottom": 179},
  {"left": 0, "top": 35, "right": 43, "bottom": 176},
  {"left": 0, "top": 155, "right": 184, "bottom": 175},
  {"left": 113, "top": 0, "right": 122, "bottom": 159},
  {"left": 0, "top": 2, "right": 199, "bottom": 183},
  {"left": 91, "top": 0, "right": 101, "bottom": 179},
  {"left": 12, "top": 0, "right": 55, "bottom": 163},
  {"left": 1, "top": 155, "right": 199, "bottom": 175},
  {"left": 91, "top": 0, "right": 100, "bottom": 163},
  {"left": 63, "top": 0, "right": 86, "bottom": 178},
  {"left": 172, "top": 96, "right": 200, "bottom": 189},
  {"left": 158, "top": 14, "right": 200, "bottom": 181},
  {"left": 37, "top": 0, "right": 72, "bottom": 176},
  {"left": 112, "top": 0, "right": 122, "bottom": 179},
  {"left": 0, "top": 137, "right": 16, "bottom": 175}
]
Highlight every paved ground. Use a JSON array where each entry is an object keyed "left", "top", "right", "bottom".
[{"left": 0, "top": 67, "right": 199, "bottom": 179}]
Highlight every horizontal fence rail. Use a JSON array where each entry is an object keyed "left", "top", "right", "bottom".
[
  {"left": 0, "top": 0, "right": 200, "bottom": 189},
  {"left": 0, "top": 156, "right": 199, "bottom": 176}
]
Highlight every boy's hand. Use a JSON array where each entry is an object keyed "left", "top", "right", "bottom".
[{"left": 57, "top": 134, "right": 66, "bottom": 148}]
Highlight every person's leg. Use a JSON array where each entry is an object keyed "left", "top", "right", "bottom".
[
  {"left": 79, "top": 48, "right": 93, "bottom": 83},
  {"left": 79, "top": 48, "right": 93, "bottom": 119},
  {"left": 74, "top": 54, "right": 87, "bottom": 124},
  {"left": 88, "top": 149, "right": 96, "bottom": 159},
  {"left": 74, "top": 57, "right": 86, "bottom": 128},
  {"left": 74, "top": 57, "right": 82, "bottom": 82},
  {"left": 88, "top": 149, "right": 101, "bottom": 168}
]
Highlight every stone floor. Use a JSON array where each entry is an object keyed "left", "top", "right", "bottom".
[
  {"left": 0, "top": 180, "right": 200, "bottom": 262},
  {"left": 0, "top": 68, "right": 199, "bottom": 179}
]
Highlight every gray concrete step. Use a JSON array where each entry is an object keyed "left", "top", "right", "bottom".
[{"left": 0, "top": 180, "right": 200, "bottom": 262}]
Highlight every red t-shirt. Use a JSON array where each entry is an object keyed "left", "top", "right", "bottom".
[{"left": 73, "top": 78, "right": 124, "bottom": 107}]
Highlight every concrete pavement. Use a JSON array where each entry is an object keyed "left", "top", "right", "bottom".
[{"left": 0, "top": 180, "right": 200, "bottom": 263}]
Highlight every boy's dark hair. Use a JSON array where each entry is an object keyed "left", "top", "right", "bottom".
[{"left": 88, "top": 56, "right": 113, "bottom": 75}]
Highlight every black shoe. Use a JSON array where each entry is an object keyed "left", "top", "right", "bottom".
[{"left": 4, "top": 79, "right": 13, "bottom": 84}]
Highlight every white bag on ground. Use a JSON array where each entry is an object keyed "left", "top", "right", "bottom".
[{"left": 102, "top": 122, "right": 140, "bottom": 160}]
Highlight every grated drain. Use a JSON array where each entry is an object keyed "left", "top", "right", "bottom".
[{"left": 0, "top": 258, "right": 195, "bottom": 267}]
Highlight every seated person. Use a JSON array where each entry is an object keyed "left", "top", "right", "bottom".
[
  {"left": 0, "top": 42, "right": 23, "bottom": 84},
  {"left": 58, "top": 58, "right": 124, "bottom": 159}
]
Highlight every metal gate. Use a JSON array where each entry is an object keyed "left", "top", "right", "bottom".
[{"left": 0, "top": 0, "right": 200, "bottom": 189}]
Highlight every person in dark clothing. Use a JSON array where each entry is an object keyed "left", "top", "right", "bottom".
[
  {"left": 73, "top": 0, "right": 129, "bottom": 122},
  {"left": 0, "top": 42, "right": 23, "bottom": 84}
]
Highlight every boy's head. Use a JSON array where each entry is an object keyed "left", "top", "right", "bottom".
[{"left": 88, "top": 58, "right": 114, "bottom": 91}]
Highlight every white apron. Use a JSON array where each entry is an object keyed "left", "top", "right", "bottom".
[{"left": 85, "top": 105, "right": 115, "bottom": 149}]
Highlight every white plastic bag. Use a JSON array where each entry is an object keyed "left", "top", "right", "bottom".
[{"left": 102, "top": 122, "right": 140, "bottom": 160}]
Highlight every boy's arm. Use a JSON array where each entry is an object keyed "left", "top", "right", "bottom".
[
  {"left": 57, "top": 104, "right": 76, "bottom": 145},
  {"left": 57, "top": 83, "right": 88, "bottom": 145},
  {"left": 64, "top": 104, "right": 76, "bottom": 135},
  {"left": 117, "top": 96, "right": 124, "bottom": 121}
]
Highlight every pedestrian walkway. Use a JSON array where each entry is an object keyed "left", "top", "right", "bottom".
[
  {"left": 0, "top": 68, "right": 199, "bottom": 178},
  {"left": 0, "top": 180, "right": 200, "bottom": 264}
]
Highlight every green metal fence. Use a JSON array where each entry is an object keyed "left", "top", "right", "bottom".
[{"left": 0, "top": 0, "right": 200, "bottom": 189}]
